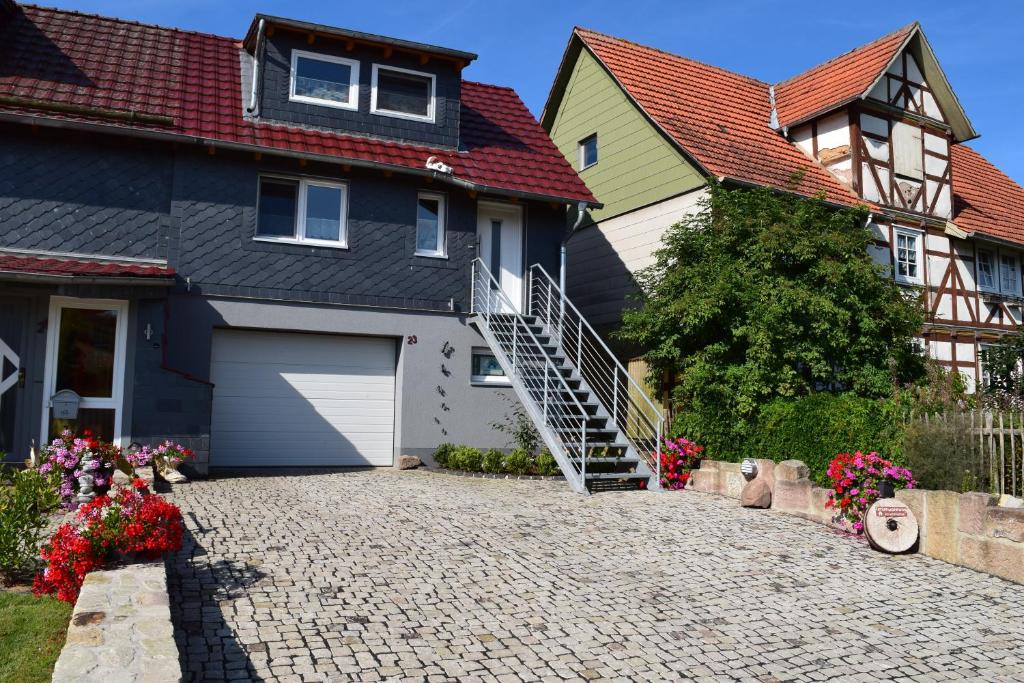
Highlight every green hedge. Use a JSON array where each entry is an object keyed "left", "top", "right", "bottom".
[{"left": 673, "top": 393, "right": 906, "bottom": 484}]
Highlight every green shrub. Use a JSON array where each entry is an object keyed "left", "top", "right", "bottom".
[
  {"left": 535, "top": 449, "right": 559, "bottom": 476},
  {"left": 449, "top": 446, "right": 483, "bottom": 472},
  {"left": 482, "top": 449, "right": 505, "bottom": 474},
  {"left": 0, "top": 466, "right": 61, "bottom": 584},
  {"left": 904, "top": 415, "right": 989, "bottom": 493},
  {"left": 432, "top": 443, "right": 456, "bottom": 468},
  {"left": 503, "top": 448, "right": 532, "bottom": 475},
  {"left": 742, "top": 393, "right": 906, "bottom": 484}
]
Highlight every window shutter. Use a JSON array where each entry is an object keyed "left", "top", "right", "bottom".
[{"left": 892, "top": 122, "right": 923, "bottom": 179}]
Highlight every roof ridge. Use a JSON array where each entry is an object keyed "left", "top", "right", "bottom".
[
  {"left": 574, "top": 26, "right": 769, "bottom": 87},
  {"left": 462, "top": 80, "right": 515, "bottom": 92},
  {"left": 774, "top": 21, "right": 918, "bottom": 88},
  {"left": 20, "top": 3, "right": 240, "bottom": 44}
]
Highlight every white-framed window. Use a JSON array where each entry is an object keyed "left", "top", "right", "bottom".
[
  {"left": 579, "top": 133, "right": 598, "bottom": 170},
  {"left": 256, "top": 176, "right": 349, "bottom": 248},
  {"left": 978, "top": 343, "right": 993, "bottom": 390},
  {"left": 1000, "top": 253, "right": 1021, "bottom": 296},
  {"left": 289, "top": 50, "right": 360, "bottom": 110},
  {"left": 471, "top": 348, "right": 509, "bottom": 386},
  {"left": 977, "top": 249, "right": 997, "bottom": 292},
  {"left": 415, "top": 192, "right": 446, "bottom": 257},
  {"left": 371, "top": 64, "right": 435, "bottom": 122},
  {"left": 894, "top": 227, "right": 923, "bottom": 285}
]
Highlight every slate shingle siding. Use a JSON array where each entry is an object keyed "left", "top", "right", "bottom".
[
  {"left": 259, "top": 33, "right": 461, "bottom": 149},
  {"left": 0, "top": 133, "right": 173, "bottom": 259}
]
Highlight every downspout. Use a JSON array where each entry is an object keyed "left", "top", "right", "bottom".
[
  {"left": 247, "top": 19, "right": 266, "bottom": 115},
  {"left": 561, "top": 201, "right": 588, "bottom": 319}
]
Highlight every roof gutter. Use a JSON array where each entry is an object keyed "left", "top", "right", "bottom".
[
  {"left": 247, "top": 18, "right": 266, "bottom": 115},
  {"left": 0, "top": 111, "right": 600, "bottom": 208},
  {"left": 0, "top": 271, "right": 175, "bottom": 286}
]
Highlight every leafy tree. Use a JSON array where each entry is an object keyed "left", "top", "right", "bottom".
[
  {"left": 979, "top": 330, "right": 1024, "bottom": 410},
  {"left": 617, "top": 183, "right": 925, "bottom": 454}
]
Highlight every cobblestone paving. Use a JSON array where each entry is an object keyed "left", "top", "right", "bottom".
[{"left": 167, "top": 470, "right": 1024, "bottom": 682}]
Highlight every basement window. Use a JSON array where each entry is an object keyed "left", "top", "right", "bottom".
[
  {"left": 579, "top": 133, "right": 598, "bottom": 170},
  {"left": 256, "top": 176, "right": 348, "bottom": 248},
  {"left": 371, "top": 65, "right": 435, "bottom": 122},
  {"left": 289, "top": 50, "right": 359, "bottom": 110},
  {"left": 471, "top": 349, "right": 509, "bottom": 386}
]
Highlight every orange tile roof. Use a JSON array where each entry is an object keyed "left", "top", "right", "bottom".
[
  {"left": 951, "top": 145, "right": 1024, "bottom": 245},
  {"left": 774, "top": 23, "right": 916, "bottom": 130},
  {"left": 574, "top": 28, "right": 862, "bottom": 207}
]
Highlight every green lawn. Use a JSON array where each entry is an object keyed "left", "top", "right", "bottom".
[{"left": 0, "top": 590, "right": 72, "bottom": 683}]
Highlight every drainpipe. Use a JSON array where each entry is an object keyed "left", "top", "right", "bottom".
[
  {"left": 561, "top": 201, "right": 588, "bottom": 320},
  {"left": 247, "top": 19, "right": 266, "bottom": 115}
]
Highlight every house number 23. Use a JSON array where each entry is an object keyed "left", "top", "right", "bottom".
[{"left": 407, "top": 335, "right": 418, "bottom": 345}]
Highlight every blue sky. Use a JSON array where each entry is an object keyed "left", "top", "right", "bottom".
[{"left": 45, "top": 0, "right": 1024, "bottom": 183}]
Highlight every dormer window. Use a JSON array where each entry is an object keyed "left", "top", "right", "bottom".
[
  {"left": 371, "top": 65, "right": 435, "bottom": 122},
  {"left": 290, "top": 50, "right": 359, "bottom": 110}
]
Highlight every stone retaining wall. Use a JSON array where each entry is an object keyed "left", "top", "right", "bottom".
[
  {"left": 688, "top": 458, "right": 1024, "bottom": 584},
  {"left": 52, "top": 561, "right": 181, "bottom": 682}
]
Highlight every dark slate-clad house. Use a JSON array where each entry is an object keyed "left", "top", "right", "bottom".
[{"left": 0, "top": 1, "right": 596, "bottom": 472}]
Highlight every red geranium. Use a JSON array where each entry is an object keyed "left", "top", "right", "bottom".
[{"left": 33, "top": 487, "right": 183, "bottom": 603}]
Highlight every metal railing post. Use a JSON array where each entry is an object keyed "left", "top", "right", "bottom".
[
  {"left": 470, "top": 259, "right": 477, "bottom": 314},
  {"left": 655, "top": 419, "right": 662, "bottom": 491},
  {"left": 580, "top": 418, "right": 587, "bottom": 485},
  {"left": 576, "top": 319, "right": 582, "bottom": 372},
  {"left": 512, "top": 322, "right": 517, "bottom": 373}
]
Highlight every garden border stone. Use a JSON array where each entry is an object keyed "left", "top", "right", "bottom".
[
  {"left": 688, "top": 457, "right": 1024, "bottom": 585},
  {"left": 428, "top": 466, "right": 565, "bottom": 481},
  {"left": 52, "top": 561, "right": 181, "bottom": 682}
]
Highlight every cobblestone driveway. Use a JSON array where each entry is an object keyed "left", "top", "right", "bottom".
[{"left": 167, "top": 470, "right": 1024, "bottom": 682}]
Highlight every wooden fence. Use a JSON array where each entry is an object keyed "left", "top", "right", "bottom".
[{"left": 910, "top": 410, "right": 1023, "bottom": 498}]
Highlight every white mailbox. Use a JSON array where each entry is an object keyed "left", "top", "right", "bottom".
[{"left": 51, "top": 389, "right": 82, "bottom": 420}]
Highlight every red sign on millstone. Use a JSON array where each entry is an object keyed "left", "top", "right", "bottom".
[{"left": 863, "top": 498, "right": 919, "bottom": 554}]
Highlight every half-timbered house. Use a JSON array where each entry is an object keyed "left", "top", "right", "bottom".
[{"left": 542, "top": 22, "right": 1024, "bottom": 391}]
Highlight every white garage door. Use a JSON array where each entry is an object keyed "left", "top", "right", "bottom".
[{"left": 210, "top": 330, "right": 396, "bottom": 466}]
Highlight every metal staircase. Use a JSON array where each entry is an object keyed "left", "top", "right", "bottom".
[{"left": 470, "top": 258, "right": 664, "bottom": 494}]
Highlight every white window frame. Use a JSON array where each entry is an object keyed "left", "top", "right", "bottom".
[
  {"left": 578, "top": 133, "right": 598, "bottom": 170},
  {"left": 370, "top": 64, "right": 436, "bottom": 123},
  {"left": 893, "top": 226, "right": 924, "bottom": 286},
  {"left": 414, "top": 191, "right": 447, "bottom": 258},
  {"left": 977, "top": 248, "right": 997, "bottom": 293},
  {"left": 40, "top": 297, "right": 130, "bottom": 447},
  {"left": 289, "top": 49, "right": 360, "bottom": 111},
  {"left": 470, "top": 348, "right": 511, "bottom": 386},
  {"left": 255, "top": 176, "right": 349, "bottom": 249},
  {"left": 1000, "top": 252, "right": 1022, "bottom": 297}
]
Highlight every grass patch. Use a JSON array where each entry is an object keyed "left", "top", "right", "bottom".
[{"left": 0, "top": 590, "right": 72, "bottom": 683}]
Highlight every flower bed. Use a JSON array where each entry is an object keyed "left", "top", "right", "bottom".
[
  {"left": 824, "top": 451, "right": 915, "bottom": 533},
  {"left": 432, "top": 444, "right": 561, "bottom": 477},
  {"left": 657, "top": 437, "right": 704, "bottom": 490},
  {"left": 33, "top": 480, "right": 183, "bottom": 603}
]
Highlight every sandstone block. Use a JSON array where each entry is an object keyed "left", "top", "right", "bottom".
[
  {"left": 687, "top": 468, "right": 718, "bottom": 494},
  {"left": 896, "top": 489, "right": 928, "bottom": 553},
  {"left": 924, "top": 490, "right": 961, "bottom": 564},
  {"left": 958, "top": 492, "right": 994, "bottom": 536},
  {"left": 740, "top": 478, "right": 771, "bottom": 508},
  {"left": 722, "top": 463, "right": 745, "bottom": 499},
  {"left": 753, "top": 459, "right": 776, "bottom": 491},
  {"left": 960, "top": 536, "right": 1024, "bottom": 585},
  {"left": 998, "top": 494, "right": 1023, "bottom": 508},
  {"left": 398, "top": 455, "right": 422, "bottom": 470},
  {"left": 773, "top": 478, "right": 812, "bottom": 515},
  {"left": 775, "top": 460, "right": 810, "bottom": 482},
  {"left": 984, "top": 506, "right": 1024, "bottom": 543},
  {"left": 809, "top": 487, "right": 834, "bottom": 525}
]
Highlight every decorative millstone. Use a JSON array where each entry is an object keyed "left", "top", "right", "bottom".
[{"left": 864, "top": 498, "right": 919, "bottom": 554}]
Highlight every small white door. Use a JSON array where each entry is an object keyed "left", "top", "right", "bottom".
[
  {"left": 40, "top": 297, "right": 129, "bottom": 446},
  {"left": 477, "top": 201, "right": 524, "bottom": 313}
]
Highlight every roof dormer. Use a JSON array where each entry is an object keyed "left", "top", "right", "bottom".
[{"left": 243, "top": 15, "right": 477, "bottom": 149}]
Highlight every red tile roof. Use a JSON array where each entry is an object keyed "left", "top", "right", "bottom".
[
  {"left": 774, "top": 23, "right": 916, "bottom": 130},
  {"left": 0, "top": 253, "right": 175, "bottom": 279},
  {"left": 574, "top": 28, "right": 862, "bottom": 206},
  {"left": 950, "top": 145, "right": 1024, "bottom": 245},
  {"left": 0, "top": 4, "right": 595, "bottom": 205}
]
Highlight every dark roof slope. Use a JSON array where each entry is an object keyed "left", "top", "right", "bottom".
[{"left": 0, "top": 4, "right": 595, "bottom": 205}]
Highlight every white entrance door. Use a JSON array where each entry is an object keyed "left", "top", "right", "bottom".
[
  {"left": 210, "top": 330, "right": 396, "bottom": 467},
  {"left": 41, "top": 297, "right": 129, "bottom": 445},
  {"left": 477, "top": 201, "right": 524, "bottom": 313}
]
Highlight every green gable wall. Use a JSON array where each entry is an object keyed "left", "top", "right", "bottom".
[{"left": 548, "top": 47, "right": 706, "bottom": 224}]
